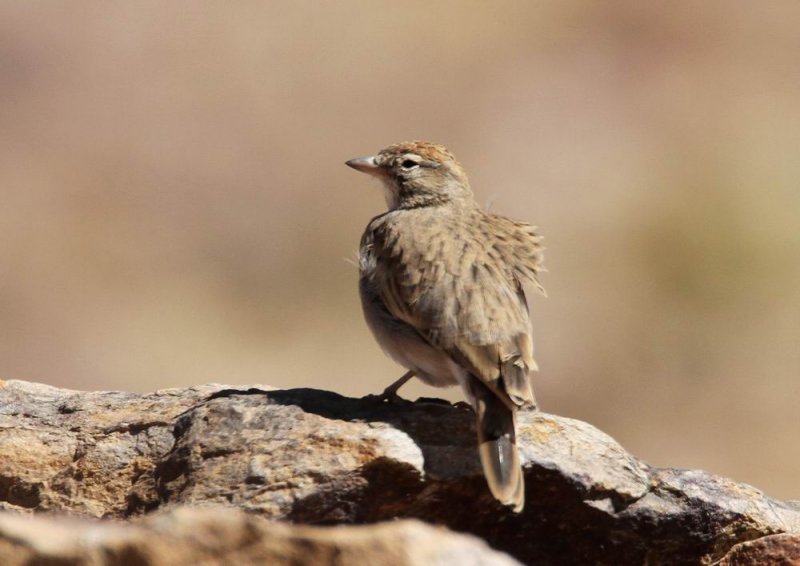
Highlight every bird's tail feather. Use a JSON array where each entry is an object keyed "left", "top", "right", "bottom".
[
  {"left": 501, "top": 354, "right": 537, "bottom": 409},
  {"left": 473, "top": 381, "right": 525, "bottom": 513}
]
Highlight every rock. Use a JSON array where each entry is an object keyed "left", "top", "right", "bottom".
[
  {"left": 0, "top": 380, "right": 222, "bottom": 517},
  {"left": 1, "top": 379, "right": 799, "bottom": 565},
  {"left": 717, "top": 534, "right": 800, "bottom": 566},
  {"left": 0, "top": 507, "right": 520, "bottom": 566}
]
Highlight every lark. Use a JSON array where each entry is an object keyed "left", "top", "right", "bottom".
[{"left": 346, "top": 141, "right": 545, "bottom": 512}]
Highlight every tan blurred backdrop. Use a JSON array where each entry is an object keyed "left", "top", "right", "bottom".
[{"left": 1, "top": 2, "right": 799, "bottom": 499}]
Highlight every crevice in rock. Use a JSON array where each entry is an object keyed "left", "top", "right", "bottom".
[
  {"left": 101, "top": 421, "right": 171, "bottom": 436},
  {"left": 0, "top": 475, "right": 42, "bottom": 509}
]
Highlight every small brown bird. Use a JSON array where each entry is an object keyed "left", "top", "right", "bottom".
[{"left": 346, "top": 141, "right": 545, "bottom": 512}]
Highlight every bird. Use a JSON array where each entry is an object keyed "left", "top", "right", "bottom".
[{"left": 345, "top": 141, "right": 545, "bottom": 513}]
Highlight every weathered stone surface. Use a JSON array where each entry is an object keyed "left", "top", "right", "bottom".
[
  {"left": 0, "top": 379, "right": 222, "bottom": 517},
  {"left": 0, "top": 507, "right": 520, "bottom": 566},
  {"left": 1, "top": 379, "right": 799, "bottom": 565},
  {"left": 717, "top": 533, "right": 800, "bottom": 566}
]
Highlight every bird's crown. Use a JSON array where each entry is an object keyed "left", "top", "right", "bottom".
[{"left": 377, "top": 141, "right": 458, "bottom": 165}]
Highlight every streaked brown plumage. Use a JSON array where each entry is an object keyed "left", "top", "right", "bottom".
[{"left": 346, "top": 141, "right": 545, "bottom": 512}]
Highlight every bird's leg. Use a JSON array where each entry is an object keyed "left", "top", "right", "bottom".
[{"left": 365, "top": 370, "right": 414, "bottom": 403}]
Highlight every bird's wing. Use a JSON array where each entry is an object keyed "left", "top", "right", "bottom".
[{"left": 367, "top": 211, "right": 543, "bottom": 407}]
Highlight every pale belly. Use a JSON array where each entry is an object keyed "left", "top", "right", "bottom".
[{"left": 359, "top": 276, "right": 460, "bottom": 388}]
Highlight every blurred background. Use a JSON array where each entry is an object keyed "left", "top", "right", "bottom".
[{"left": 1, "top": 2, "right": 798, "bottom": 499}]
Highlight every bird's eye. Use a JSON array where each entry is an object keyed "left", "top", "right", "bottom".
[{"left": 400, "top": 159, "right": 419, "bottom": 170}]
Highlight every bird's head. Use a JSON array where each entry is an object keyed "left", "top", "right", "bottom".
[{"left": 346, "top": 141, "right": 473, "bottom": 210}]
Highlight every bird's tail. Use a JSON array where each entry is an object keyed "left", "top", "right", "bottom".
[{"left": 473, "top": 380, "right": 525, "bottom": 513}]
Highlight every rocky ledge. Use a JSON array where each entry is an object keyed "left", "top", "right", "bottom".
[{"left": 0, "top": 379, "right": 798, "bottom": 565}]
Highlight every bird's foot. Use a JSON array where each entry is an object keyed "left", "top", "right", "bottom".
[{"left": 363, "top": 389, "right": 408, "bottom": 404}]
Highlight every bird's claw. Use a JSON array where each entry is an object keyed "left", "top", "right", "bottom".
[{"left": 363, "top": 389, "right": 407, "bottom": 404}]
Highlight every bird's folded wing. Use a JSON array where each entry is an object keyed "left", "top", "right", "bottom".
[{"left": 368, "top": 213, "right": 542, "bottom": 405}]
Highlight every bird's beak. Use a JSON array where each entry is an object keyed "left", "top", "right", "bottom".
[{"left": 345, "top": 155, "right": 382, "bottom": 177}]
